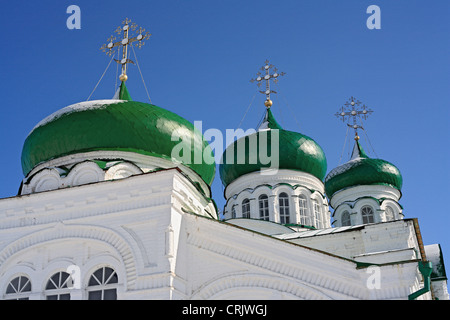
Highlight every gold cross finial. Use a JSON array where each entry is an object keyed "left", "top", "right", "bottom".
[
  {"left": 250, "top": 60, "right": 286, "bottom": 108},
  {"left": 100, "top": 18, "right": 151, "bottom": 82},
  {"left": 335, "top": 96, "right": 374, "bottom": 140}
]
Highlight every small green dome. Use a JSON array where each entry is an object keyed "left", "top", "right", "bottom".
[
  {"left": 21, "top": 83, "right": 216, "bottom": 186},
  {"left": 324, "top": 141, "right": 402, "bottom": 198},
  {"left": 219, "top": 109, "right": 327, "bottom": 187}
]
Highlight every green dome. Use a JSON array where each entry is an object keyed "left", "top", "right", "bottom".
[
  {"left": 21, "top": 84, "right": 216, "bottom": 186},
  {"left": 324, "top": 141, "right": 402, "bottom": 198},
  {"left": 219, "top": 109, "right": 327, "bottom": 187}
]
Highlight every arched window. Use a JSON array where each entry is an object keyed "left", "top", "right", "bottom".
[
  {"left": 242, "top": 199, "right": 250, "bottom": 218},
  {"left": 5, "top": 276, "right": 32, "bottom": 300},
  {"left": 385, "top": 206, "right": 395, "bottom": 221},
  {"left": 45, "top": 271, "right": 71, "bottom": 300},
  {"left": 361, "top": 205, "right": 375, "bottom": 224},
  {"left": 231, "top": 206, "right": 236, "bottom": 219},
  {"left": 259, "top": 195, "right": 269, "bottom": 221},
  {"left": 87, "top": 267, "right": 118, "bottom": 300},
  {"left": 279, "top": 193, "right": 290, "bottom": 224},
  {"left": 298, "top": 195, "right": 308, "bottom": 225},
  {"left": 312, "top": 199, "right": 321, "bottom": 228},
  {"left": 341, "top": 211, "right": 351, "bottom": 226}
]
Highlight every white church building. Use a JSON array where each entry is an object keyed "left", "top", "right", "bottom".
[{"left": 0, "top": 20, "right": 447, "bottom": 301}]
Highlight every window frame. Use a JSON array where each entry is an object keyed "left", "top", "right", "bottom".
[
  {"left": 385, "top": 206, "right": 395, "bottom": 221},
  {"left": 45, "top": 271, "right": 72, "bottom": 300},
  {"left": 361, "top": 205, "right": 375, "bottom": 224},
  {"left": 242, "top": 198, "right": 250, "bottom": 218},
  {"left": 279, "top": 193, "right": 290, "bottom": 224},
  {"left": 341, "top": 210, "right": 351, "bottom": 226},
  {"left": 258, "top": 194, "right": 269, "bottom": 221},
  {"left": 231, "top": 205, "right": 236, "bottom": 219},
  {"left": 312, "top": 199, "right": 321, "bottom": 228},
  {"left": 4, "top": 275, "right": 32, "bottom": 300},
  {"left": 298, "top": 195, "right": 309, "bottom": 225},
  {"left": 86, "top": 266, "right": 119, "bottom": 300}
]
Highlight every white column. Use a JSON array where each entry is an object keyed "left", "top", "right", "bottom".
[
  {"left": 269, "top": 195, "right": 278, "bottom": 223},
  {"left": 292, "top": 195, "right": 300, "bottom": 225}
]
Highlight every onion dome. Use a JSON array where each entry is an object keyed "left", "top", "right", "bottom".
[
  {"left": 219, "top": 108, "right": 327, "bottom": 187},
  {"left": 21, "top": 82, "right": 216, "bottom": 187},
  {"left": 324, "top": 140, "right": 402, "bottom": 198}
]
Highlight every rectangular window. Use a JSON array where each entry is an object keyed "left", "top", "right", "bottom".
[
  {"left": 259, "top": 196, "right": 269, "bottom": 221},
  {"left": 298, "top": 197, "right": 308, "bottom": 225},
  {"left": 242, "top": 200, "right": 250, "bottom": 218},
  {"left": 279, "top": 194, "right": 290, "bottom": 224}
]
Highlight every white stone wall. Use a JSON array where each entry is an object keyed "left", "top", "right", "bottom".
[
  {"left": 282, "top": 219, "right": 421, "bottom": 264},
  {"left": 0, "top": 169, "right": 215, "bottom": 300},
  {"left": 179, "top": 213, "right": 424, "bottom": 300},
  {"left": 0, "top": 169, "right": 432, "bottom": 300}
]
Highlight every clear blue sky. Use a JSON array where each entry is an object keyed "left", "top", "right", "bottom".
[{"left": 1, "top": 1, "right": 449, "bottom": 280}]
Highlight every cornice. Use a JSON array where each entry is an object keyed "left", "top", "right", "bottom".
[{"left": 0, "top": 170, "right": 178, "bottom": 230}]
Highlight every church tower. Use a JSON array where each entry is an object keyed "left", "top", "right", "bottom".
[
  {"left": 325, "top": 139, "right": 403, "bottom": 227},
  {"left": 219, "top": 61, "right": 330, "bottom": 231},
  {"left": 324, "top": 97, "right": 403, "bottom": 227}
]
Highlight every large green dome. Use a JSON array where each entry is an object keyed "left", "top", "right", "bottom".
[
  {"left": 324, "top": 141, "right": 402, "bottom": 198},
  {"left": 21, "top": 84, "right": 216, "bottom": 186},
  {"left": 219, "top": 108, "right": 327, "bottom": 187}
]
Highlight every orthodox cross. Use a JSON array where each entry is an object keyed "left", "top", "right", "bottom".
[
  {"left": 335, "top": 96, "right": 373, "bottom": 140},
  {"left": 100, "top": 18, "right": 151, "bottom": 82},
  {"left": 250, "top": 60, "right": 286, "bottom": 108}
]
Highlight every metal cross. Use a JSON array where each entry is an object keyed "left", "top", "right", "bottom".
[
  {"left": 250, "top": 60, "right": 285, "bottom": 107},
  {"left": 335, "top": 96, "right": 373, "bottom": 139},
  {"left": 100, "top": 18, "right": 151, "bottom": 82}
]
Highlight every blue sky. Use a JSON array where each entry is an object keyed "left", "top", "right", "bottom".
[{"left": 1, "top": 1, "right": 449, "bottom": 282}]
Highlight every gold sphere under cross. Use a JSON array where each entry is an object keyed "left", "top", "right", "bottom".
[{"left": 264, "top": 99, "right": 273, "bottom": 108}]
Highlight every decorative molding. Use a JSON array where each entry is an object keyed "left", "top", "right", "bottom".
[
  {"left": 68, "top": 161, "right": 105, "bottom": 187},
  {"left": 330, "top": 184, "right": 401, "bottom": 209},
  {"left": 22, "top": 161, "right": 142, "bottom": 195},
  {"left": 25, "top": 151, "right": 211, "bottom": 198},
  {"left": 0, "top": 223, "right": 138, "bottom": 290},
  {"left": 105, "top": 162, "right": 142, "bottom": 180},
  {"left": 33, "top": 169, "right": 61, "bottom": 193},
  {"left": 185, "top": 217, "right": 365, "bottom": 299},
  {"left": 122, "top": 225, "right": 157, "bottom": 269},
  {"left": 191, "top": 272, "right": 333, "bottom": 299},
  {"left": 225, "top": 170, "right": 325, "bottom": 200}
]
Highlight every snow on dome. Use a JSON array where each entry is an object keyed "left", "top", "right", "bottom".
[{"left": 30, "top": 100, "right": 126, "bottom": 135}]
